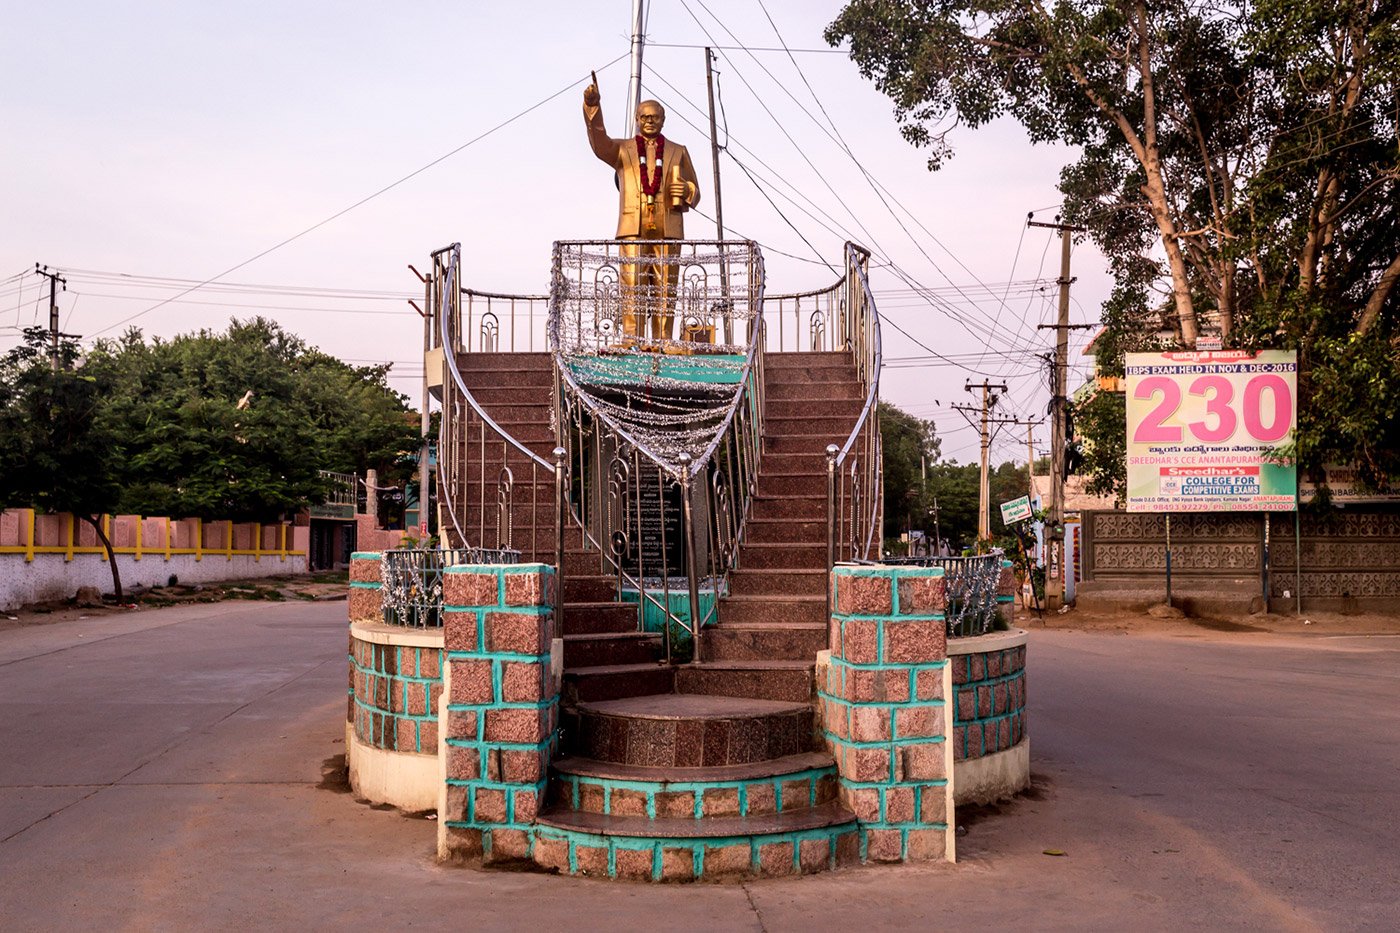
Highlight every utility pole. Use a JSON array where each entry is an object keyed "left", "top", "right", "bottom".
[
  {"left": 35, "top": 264, "right": 67, "bottom": 370},
  {"left": 1028, "top": 216, "right": 1090, "bottom": 608},
  {"left": 1023, "top": 420, "right": 1043, "bottom": 502},
  {"left": 704, "top": 49, "right": 726, "bottom": 244},
  {"left": 930, "top": 496, "right": 941, "bottom": 555},
  {"left": 624, "top": 0, "right": 647, "bottom": 138},
  {"left": 952, "top": 381, "right": 1013, "bottom": 542},
  {"left": 705, "top": 47, "right": 733, "bottom": 342}
]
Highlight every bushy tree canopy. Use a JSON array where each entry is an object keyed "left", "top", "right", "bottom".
[{"left": 831, "top": 0, "right": 1400, "bottom": 494}]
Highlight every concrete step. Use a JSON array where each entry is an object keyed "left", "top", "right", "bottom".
[
  {"left": 703, "top": 622, "right": 828, "bottom": 662},
  {"left": 562, "top": 663, "right": 676, "bottom": 704},
  {"left": 567, "top": 693, "right": 814, "bottom": 767},
  {"left": 737, "top": 543, "right": 827, "bottom": 570},
  {"left": 675, "top": 661, "right": 815, "bottom": 703},
  {"left": 764, "top": 364, "right": 859, "bottom": 384},
  {"left": 563, "top": 632, "right": 661, "bottom": 667},
  {"left": 727, "top": 568, "right": 826, "bottom": 597},
  {"left": 720, "top": 596, "right": 825, "bottom": 627},
  {"left": 547, "top": 751, "right": 839, "bottom": 818}
]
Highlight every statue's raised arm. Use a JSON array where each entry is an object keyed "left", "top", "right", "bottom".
[{"left": 581, "top": 78, "right": 701, "bottom": 345}]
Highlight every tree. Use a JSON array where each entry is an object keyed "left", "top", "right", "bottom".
[
  {"left": 878, "top": 401, "right": 940, "bottom": 540},
  {"left": 0, "top": 329, "right": 126, "bottom": 598},
  {"left": 831, "top": 0, "right": 1400, "bottom": 494},
  {"left": 84, "top": 318, "right": 420, "bottom": 521}
]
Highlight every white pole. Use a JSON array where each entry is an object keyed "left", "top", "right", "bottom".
[{"left": 624, "top": 0, "right": 647, "bottom": 138}]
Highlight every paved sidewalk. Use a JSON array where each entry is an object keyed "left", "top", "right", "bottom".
[{"left": 1, "top": 602, "right": 1396, "bottom": 931}]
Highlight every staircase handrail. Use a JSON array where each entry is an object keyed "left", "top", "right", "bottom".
[
  {"left": 547, "top": 239, "right": 766, "bottom": 663},
  {"left": 825, "top": 242, "right": 884, "bottom": 580},
  {"left": 432, "top": 244, "right": 556, "bottom": 556}
]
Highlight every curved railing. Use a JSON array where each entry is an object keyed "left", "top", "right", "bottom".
[
  {"left": 430, "top": 244, "right": 557, "bottom": 558},
  {"left": 880, "top": 551, "right": 1005, "bottom": 637},
  {"left": 549, "top": 240, "right": 766, "bottom": 662}
]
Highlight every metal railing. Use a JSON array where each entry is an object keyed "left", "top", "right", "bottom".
[
  {"left": 822, "top": 245, "right": 883, "bottom": 621},
  {"left": 380, "top": 546, "right": 521, "bottom": 628},
  {"left": 549, "top": 239, "right": 766, "bottom": 663},
  {"left": 881, "top": 551, "right": 1005, "bottom": 638},
  {"left": 431, "top": 244, "right": 558, "bottom": 562}
]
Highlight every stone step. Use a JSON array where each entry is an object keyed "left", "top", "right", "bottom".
[
  {"left": 547, "top": 751, "right": 839, "bottom": 818},
  {"left": 703, "top": 622, "right": 828, "bottom": 661},
  {"left": 751, "top": 495, "right": 825, "bottom": 520},
  {"left": 765, "top": 433, "right": 852, "bottom": 455},
  {"left": 742, "top": 518, "right": 826, "bottom": 544},
  {"left": 454, "top": 351, "right": 553, "bottom": 373},
  {"left": 767, "top": 381, "right": 862, "bottom": 401},
  {"left": 563, "top": 631, "right": 661, "bottom": 667},
  {"left": 719, "top": 595, "right": 825, "bottom": 626},
  {"left": 727, "top": 568, "right": 826, "bottom": 597},
  {"left": 560, "top": 602, "right": 639, "bottom": 636},
  {"left": 753, "top": 473, "right": 827, "bottom": 498},
  {"left": 466, "top": 386, "right": 556, "bottom": 406},
  {"left": 764, "top": 416, "right": 858, "bottom": 438},
  {"left": 563, "top": 575, "right": 618, "bottom": 603},
  {"left": 763, "top": 365, "right": 859, "bottom": 385},
  {"left": 532, "top": 801, "right": 859, "bottom": 880},
  {"left": 567, "top": 693, "right": 814, "bottom": 767},
  {"left": 737, "top": 543, "right": 827, "bottom": 570},
  {"left": 765, "top": 398, "right": 863, "bottom": 420},
  {"left": 764, "top": 350, "right": 852, "bottom": 367},
  {"left": 760, "top": 452, "right": 832, "bottom": 473},
  {"left": 562, "top": 663, "right": 676, "bottom": 704},
  {"left": 675, "top": 661, "right": 816, "bottom": 703}
]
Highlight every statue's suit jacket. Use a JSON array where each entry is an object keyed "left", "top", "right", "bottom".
[{"left": 584, "top": 102, "right": 701, "bottom": 239}]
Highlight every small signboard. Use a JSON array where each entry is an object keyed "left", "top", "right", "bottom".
[{"left": 1000, "top": 495, "right": 1033, "bottom": 525}]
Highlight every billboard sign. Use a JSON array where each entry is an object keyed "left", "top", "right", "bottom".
[{"left": 1125, "top": 350, "right": 1297, "bottom": 512}]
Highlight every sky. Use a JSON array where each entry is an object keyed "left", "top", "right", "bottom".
[{"left": 0, "top": 0, "right": 1109, "bottom": 466}]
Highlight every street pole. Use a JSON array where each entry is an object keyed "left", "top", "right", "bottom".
[
  {"left": 704, "top": 47, "right": 732, "bottom": 342},
  {"left": 1029, "top": 217, "right": 1088, "bottom": 609},
  {"left": 35, "top": 264, "right": 67, "bottom": 371},
  {"left": 953, "top": 381, "right": 1010, "bottom": 545},
  {"left": 624, "top": 0, "right": 647, "bottom": 138}
]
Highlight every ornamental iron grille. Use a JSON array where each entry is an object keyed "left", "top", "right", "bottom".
[
  {"left": 882, "top": 550, "right": 1005, "bottom": 638},
  {"left": 380, "top": 547, "right": 521, "bottom": 629}
]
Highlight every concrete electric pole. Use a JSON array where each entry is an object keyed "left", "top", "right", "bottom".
[
  {"left": 34, "top": 264, "right": 67, "bottom": 370},
  {"left": 1028, "top": 217, "right": 1089, "bottom": 608}
]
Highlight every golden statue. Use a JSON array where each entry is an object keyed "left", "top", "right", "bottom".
[{"left": 583, "top": 78, "right": 701, "bottom": 346}]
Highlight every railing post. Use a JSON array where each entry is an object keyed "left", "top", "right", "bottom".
[
  {"left": 678, "top": 452, "right": 703, "bottom": 665},
  {"left": 553, "top": 447, "right": 567, "bottom": 640},
  {"left": 826, "top": 444, "right": 839, "bottom": 624}
]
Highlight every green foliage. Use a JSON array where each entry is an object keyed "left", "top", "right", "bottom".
[
  {"left": 0, "top": 328, "right": 121, "bottom": 518},
  {"left": 878, "top": 401, "right": 940, "bottom": 540},
  {"left": 2, "top": 318, "right": 420, "bottom": 524},
  {"left": 832, "top": 0, "right": 1400, "bottom": 498}
]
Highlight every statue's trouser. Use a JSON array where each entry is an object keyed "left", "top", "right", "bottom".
[{"left": 619, "top": 239, "right": 679, "bottom": 343}]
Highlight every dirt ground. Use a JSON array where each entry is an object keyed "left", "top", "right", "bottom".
[
  {"left": 5, "top": 570, "right": 1396, "bottom": 639},
  {"left": 1013, "top": 598, "right": 1400, "bottom": 637},
  {"left": 0, "top": 572, "right": 349, "bottom": 631}
]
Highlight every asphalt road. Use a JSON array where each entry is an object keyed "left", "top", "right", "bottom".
[{"left": 1, "top": 601, "right": 1396, "bottom": 931}]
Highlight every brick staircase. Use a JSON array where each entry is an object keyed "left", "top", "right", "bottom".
[{"left": 448, "top": 349, "right": 866, "bottom": 879}]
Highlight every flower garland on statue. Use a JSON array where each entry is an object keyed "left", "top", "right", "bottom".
[{"left": 635, "top": 135, "right": 666, "bottom": 202}]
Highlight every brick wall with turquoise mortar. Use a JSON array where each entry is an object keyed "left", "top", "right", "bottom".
[
  {"left": 436, "top": 562, "right": 558, "bottom": 865},
  {"left": 998, "top": 558, "right": 1016, "bottom": 626},
  {"left": 348, "top": 552, "right": 383, "bottom": 626},
  {"left": 346, "top": 552, "right": 445, "bottom": 753},
  {"left": 950, "top": 638, "right": 1027, "bottom": 761},
  {"left": 822, "top": 563, "right": 955, "bottom": 863}
]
